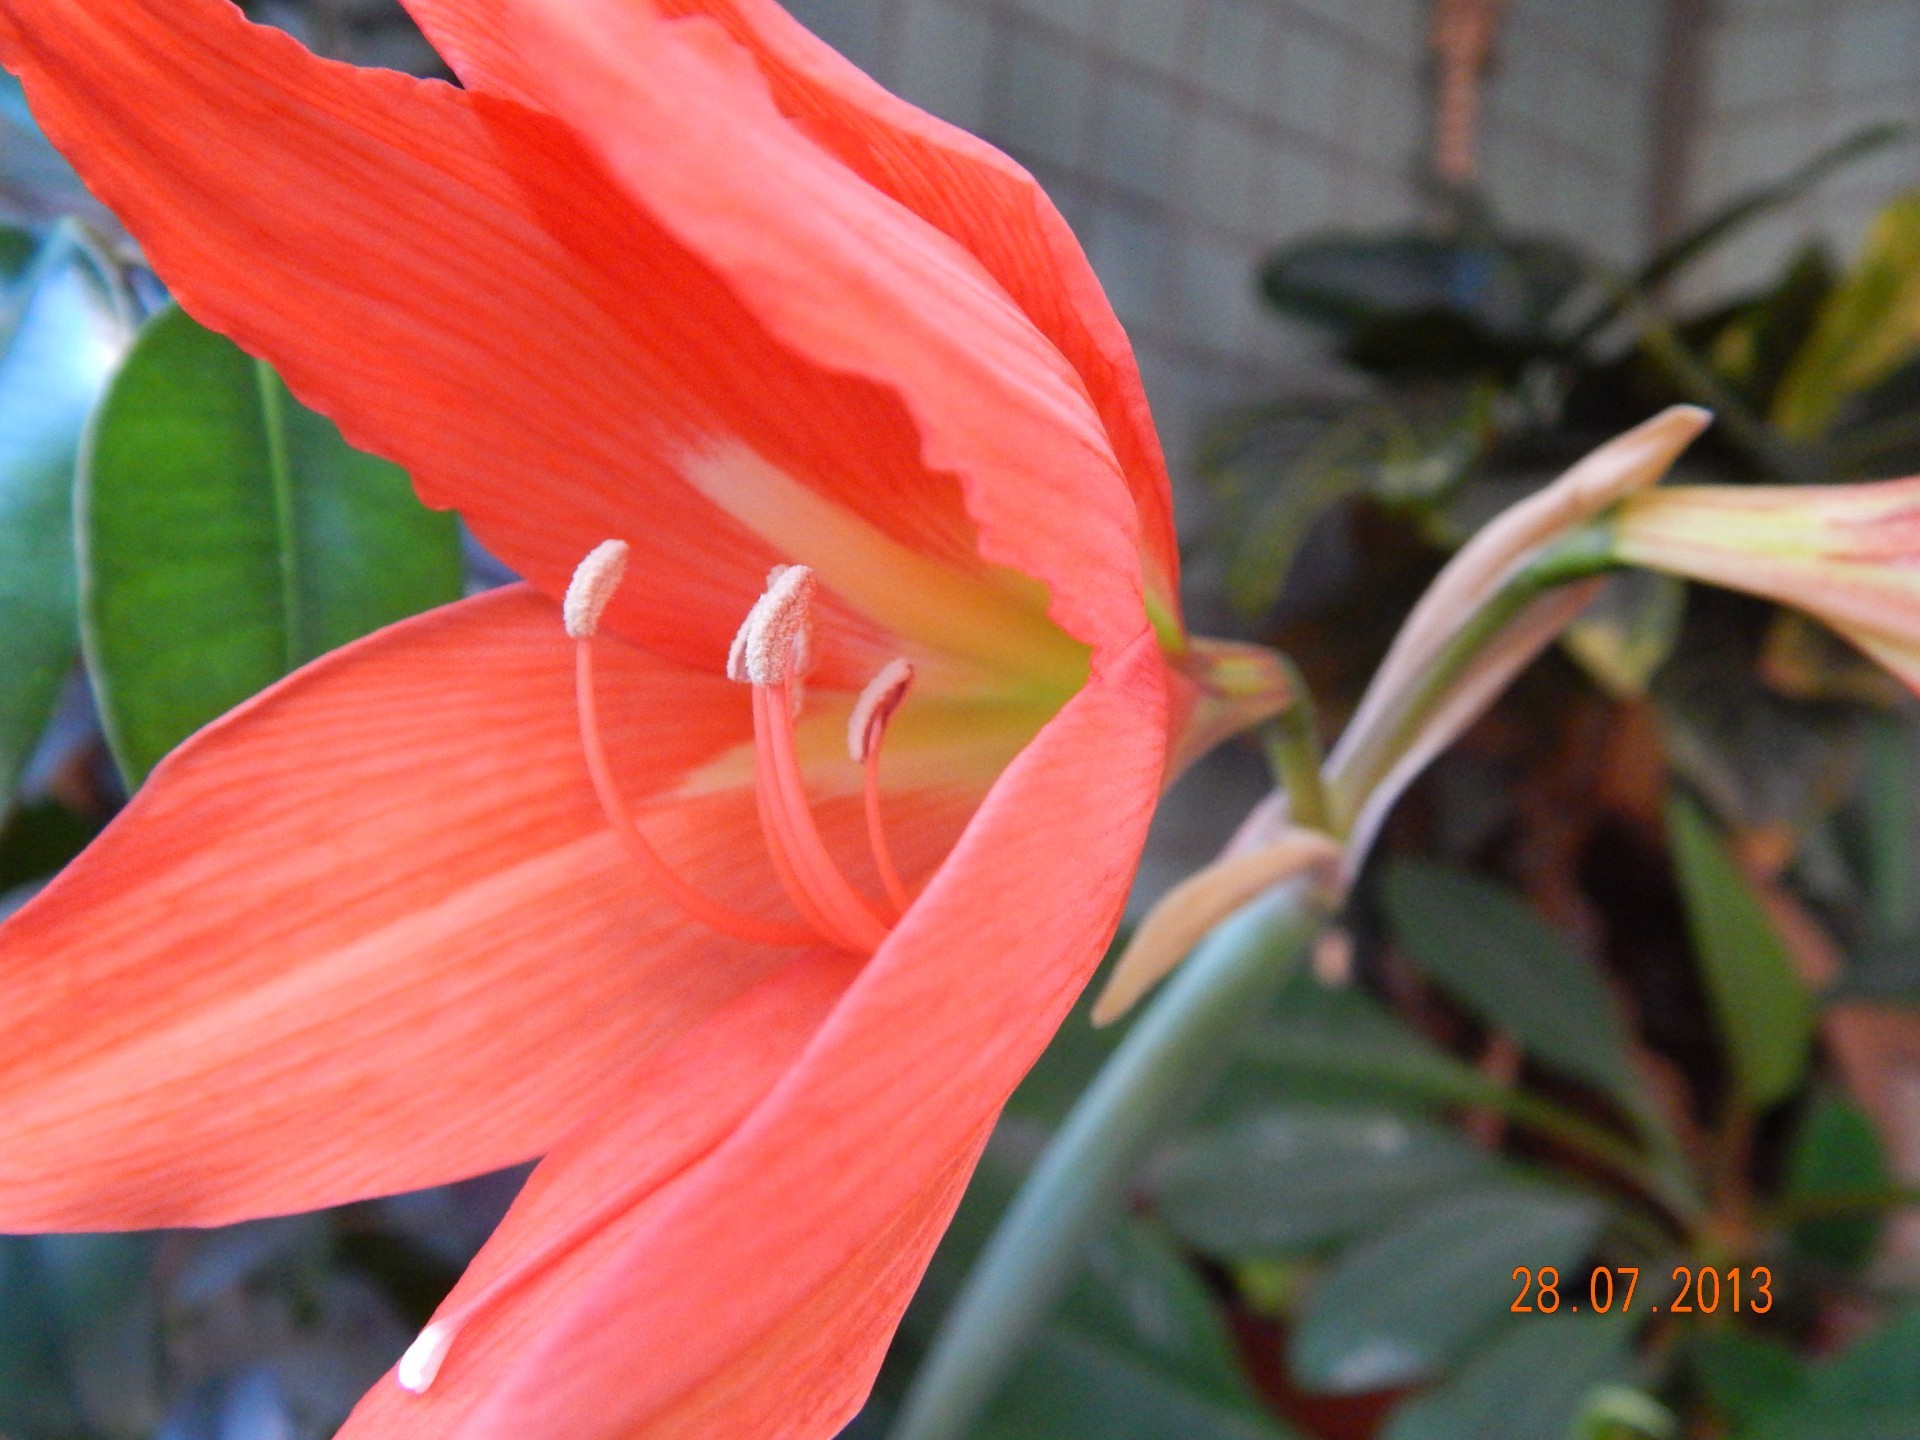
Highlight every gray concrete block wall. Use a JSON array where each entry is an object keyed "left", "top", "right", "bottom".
[
  {"left": 1678, "top": 0, "right": 1920, "bottom": 302},
  {"left": 782, "top": 0, "right": 1670, "bottom": 503}
]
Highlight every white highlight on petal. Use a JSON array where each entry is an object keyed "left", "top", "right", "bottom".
[
  {"left": 728, "top": 565, "right": 817, "bottom": 686},
  {"left": 396, "top": 1320, "right": 455, "bottom": 1394},
  {"left": 849, "top": 658, "right": 915, "bottom": 762},
  {"left": 563, "top": 539, "right": 631, "bottom": 639}
]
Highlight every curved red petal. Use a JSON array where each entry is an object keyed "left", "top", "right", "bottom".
[
  {"left": 330, "top": 950, "right": 862, "bottom": 1439},
  {"left": 462, "top": 0, "right": 1152, "bottom": 661},
  {"left": 462, "top": 628, "right": 1170, "bottom": 1438},
  {"left": 0, "top": 588, "right": 802, "bottom": 1229},
  {"left": 0, "top": 0, "right": 1105, "bottom": 677},
  {"left": 399, "top": 0, "right": 1181, "bottom": 618}
]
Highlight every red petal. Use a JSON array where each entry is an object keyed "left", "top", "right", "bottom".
[
  {"left": 0, "top": 588, "right": 810, "bottom": 1229},
  {"left": 400, "top": 0, "right": 1181, "bottom": 618},
  {"left": 441, "top": 0, "right": 1152, "bottom": 661},
  {"left": 0, "top": 0, "right": 1143, "bottom": 668},
  {"left": 331, "top": 950, "right": 863, "bottom": 1439},
  {"left": 464, "top": 628, "right": 1171, "bottom": 1438}
]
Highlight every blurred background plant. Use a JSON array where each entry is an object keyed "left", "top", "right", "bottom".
[{"left": 6, "top": 2, "right": 1920, "bottom": 1439}]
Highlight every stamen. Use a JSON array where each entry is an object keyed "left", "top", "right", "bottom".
[
  {"left": 731, "top": 567, "right": 894, "bottom": 953},
  {"left": 850, "top": 660, "right": 916, "bottom": 914},
  {"left": 753, "top": 683, "right": 892, "bottom": 952},
  {"left": 568, "top": 543, "right": 813, "bottom": 948},
  {"left": 727, "top": 565, "right": 814, "bottom": 685},
  {"left": 563, "top": 539, "right": 630, "bottom": 639}
]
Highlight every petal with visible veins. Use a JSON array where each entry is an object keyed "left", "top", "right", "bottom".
[
  {"left": 464, "top": 628, "right": 1169, "bottom": 1439},
  {"left": 0, "top": 588, "right": 795, "bottom": 1227}
]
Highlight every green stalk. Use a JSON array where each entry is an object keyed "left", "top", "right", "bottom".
[
  {"left": 254, "top": 360, "right": 303, "bottom": 671},
  {"left": 1334, "top": 522, "right": 1621, "bottom": 818},
  {"left": 888, "top": 879, "right": 1331, "bottom": 1440},
  {"left": 1260, "top": 653, "right": 1332, "bottom": 834}
]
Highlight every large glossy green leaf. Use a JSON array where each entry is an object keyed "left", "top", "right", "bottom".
[
  {"left": 81, "top": 303, "right": 463, "bottom": 785},
  {"left": 0, "top": 227, "right": 130, "bottom": 800},
  {"left": 1157, "top": 1107, "right": 1501, "bottom": 1259},
  {"left": 979, "top": 1221, "right": 1298, "bottom": 1440},
  {"left": 1382, "top": 861, "right": 1640, "bottom": 1105},
  {"left": 1381, "top": 1314, "right": 1635, "bottom": 1440},
  {"left": 1289, "top": 1186, "right": 1610, "bottom": 1394},
  {"left": 1665, "top": 797, "right": 1816, "bottom": 1112}
]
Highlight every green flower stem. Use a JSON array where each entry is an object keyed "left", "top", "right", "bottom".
[
  {"left": 1260, "top": 653, "right": 1332, "bottom": 834},
  {"left": 888, "top": 878, "right": 1332, "bottom": 1440},
  {"left": 1337, "top": 522, "right": 1621, "bottom": 818}
]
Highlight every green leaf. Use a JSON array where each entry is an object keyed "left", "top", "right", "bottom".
[
  {"left": 1628, "top": 123, "right": 1908, "bottom": 300},
  {"left": 980, "top": 1221, "right": 1299, "bottom": 1440},
  {"left": 1734, "top": 1307, "right": 1920, "bottom": 1439},
  {"left": 1381, "top": 861, "right": 1640, "bottom": 1106},
  {"left": 1223, "top": 971, "right": 1498, "bottom": 1114},
  {"left": 0, "top": 228, "right": 129, "bottom": 800},
  {"left": 1573, "top": 1385, "right": 1678, "bottom": 1440},
  {"left": 1157, "top": 1106, "right": 1502, "bottom": 1259},
  {"left": 1773, "top": 190, "right": 1920, "bottom": 438},
  {"left": 1381, "top": 1315, "right": 1635, "bottom": 1440},
  {"left": 1784, "top": 1092, "right": 1891, "bottom": 1270},
  {"left": 81, "top": 303, "right": 464, "bottom": 785},
  {"left": 1691, "top": 1330, "right": 1806, "bottom": 1431},
  {"left": 1665, "top": 796, "right": 1816, "bottom": 1111},
  {"left": 1290, "top": 1186, "right": 1611, "bottom": 1394}
]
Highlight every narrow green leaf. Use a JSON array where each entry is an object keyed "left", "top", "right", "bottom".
[
  {"left": 1157, "top": 1107, "right": 1501, "bottom": 1259},
  {"left": 980, "top": 1222, "right": 1298, "bottom": 1440},
  {"left": 1382, "top": 861, "right": 1639, "bottom": 1105},
  {"left": 81, "top": 303, "right": 464, "bottom": 785},
  {"left": 1665, "top": 797, "right": 1816, "bottom": 1111},
  {"left": 1629, "top": 123, "right": 1908, "bottom": 300},
  {"left": 1773, "top": 190, "right": 1920, "bottom": 437},
  {"left": 0, "top": 229, "right": 129, "bottom": 798},
  {"left": 1381, "top": 1315, "right": 1635, "bottom": 1440},
  {"left": 1290, "top": 1186, "right": 1610, "bottom": 1394}
]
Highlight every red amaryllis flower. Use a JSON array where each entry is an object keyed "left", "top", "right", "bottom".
[{"left": 0, "top": 1, "right": 1283, "bottom": 1435}]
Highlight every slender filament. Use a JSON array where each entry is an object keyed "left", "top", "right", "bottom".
[
  {"left": 751, "top": 682, "right": 892, "bottom": 953},
  {"left": 574, "top": 639, "right": 813, "bottom": 947},
  {"left": 864, "top": 744, "right": 913, "bottom": 916}
]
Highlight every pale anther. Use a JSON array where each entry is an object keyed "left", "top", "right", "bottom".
[
  {"left": 728, "top": 565, "right": 816, "bottom": 686},
  {"left": 397, "top": 1320, "right": 454, "bottom": 1394},
  {"left": 563, "top": 539, "right": 630, "bottom": 639},
  {"left": 849, "top": 658, "right": 915, "bottom": 762}
]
